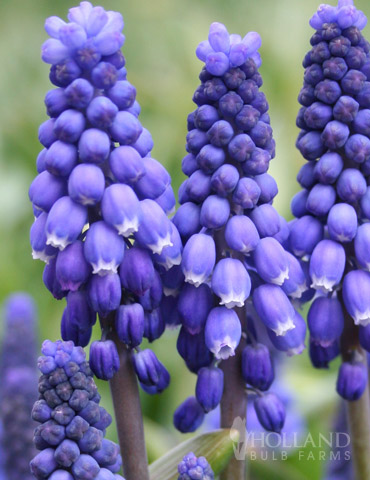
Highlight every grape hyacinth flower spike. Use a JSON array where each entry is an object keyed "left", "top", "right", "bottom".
[
  {"left": 0, "top": 293, "right": 39, "bottom": 480},
  {"left": 177, "top": 452, "right": 214, "bottom": 480},
  {"left": 30, "top": 340, "right": 125, "bottom": 480},
  {"left": 173, "top": 21, "right": 307, "bottom": 478},
  {"left": 293, "top": 1, "right": 370, "bottom": 477},
  {"left": 29, "top": 3, "right": 180, "bottom": 479}
]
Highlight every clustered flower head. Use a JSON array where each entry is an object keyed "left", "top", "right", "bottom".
[
  {"left": 294, "top": 0, "right": 370, "bottom": 400},
  {"left": 171, "top": 21, "right": 308, "bottom": 435},
  {"left": 28, "top": 1, "right": 178, "bottom": 391},
  {"left": 177, "top": 452, "right": 214, "bottom": 480},
  {"left": 30, "top": 339, "right": 125, "bottom": 479},
  {"left": 0, "top": 294, "right": 39, "bottom": 480}
]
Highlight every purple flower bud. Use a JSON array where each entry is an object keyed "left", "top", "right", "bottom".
[
  {"left": 289, "top": 215, "right": 324, "bottom": 257},
  {"left": 314, "top": 152, "right": 344, "bottom": 185},
  {"left": 306, "top": 184, "right": 336, "bottom": 216},
  {"left": 333, "top": 95, "right": 359, "bottom": 123},
  {"left": 182, "top": 233, "right": 216, "bottom": 287},
  {"left": 254, "top": 173, "right": 278, "bottom": 203},
  {"left": 43, "top": 257, "right": 67, "bottom": 300},
  {"left": 91, "top": 439, "right": 117, "bottom": 467},
  {"left": 297, "top": 160, "right": 316, "bottom": 189},
  {"left": 323, "top": 56, "right": 348, "bottom": 81},
  {"left": 65, "top": 416, "right": 89, "bottom": 441},
  {"left": 345, "top": 133, "right": 370, "bottom": 163},
  {"left": 106, "top": 80, "right": 136, "bottom": 110},
  {"left": 55, "top": 240, "right": 91, "bottom": 291},
  {"left": 186, "top": 129, "right": 208, "bottom": 155},
  {"left": 337, "top": 168, "right": 367, "bottom": 203},
  {"left": 115, "top": 304, "right": 144, "bottom": 348},
  {"left": 254, "top": 237, "right": 289, "bottom": 286},
  {"left": 174, "top": 397, "right": 205, "bottom": 433},
  {"left": 54, "top": 439, "right": 80, "bottom": 467},
  {"left": 232, "top": 177, "right": 261, "bottom": 209},
  {"left": 177, "top": 328, "right": 213, "bottom": 373},
  {"left": 341, "top": 69, "right": 366, "bottom": 94},
  {"left": 143, "top": 308, "right": 165, "bottom": 342},
  {"left": 297, "top": 131, "right": 325, "bottom": 160},
  {"left": 30, "top": 212, "right": 58, "bottom": 263},
  {"left": 178, "top": 283, "right": 213, "bottom": 335},
  {"left": 78, "top": 129, "right": 111, "bottom": 165},
  {"left": 54, "top": 109, "right": 85, "bottom": 143},
  {"left": 154, "top": 185, "right": 176, "bottom": 215},
  {"left": 87, "top": 273, "right": 121, "bottom": 317},
  {"left": 30, "top": 448, "right": 58, "bottom": 479},
  {"left": 134, "top": 157, "right": 171, "bottom": 201},
  {"left": 44, "top": 140, "right": 77, "bottom": 177},
  {"left": 309, "top": 239, "right": 345, "bottom": 292},
  {"left": 133, "top": 349, "right": 168, "bottom": 388},
  {"left": 186, "top": 170, "right": 212, "bottom": 203},
  {"left": 309, "top": 339, "right": 339, "bottom": 369},
  {"left": 89, "top": 340, "right": 119, "bottom": 381},
  {"left": 195, "top": 367, "right": 224, "bottom": 413},
  {"left": 134, "top": 199, "right": 172, "bottom": 254},
  {"left": 68, "top": 164, "right": 105, "bottom": 206},
  {"left": 64, "top": 78, "right": 94, "bottom": 110},
  {"left": 207, "top": 120, "right": 234, "bottom": 147},
  {"left": 196, "top": 144, "right": 225, "bottom": 173},
  {"left": 343, "top": 270, "right": 370, "bottom": 326},
  {"left": 205, "top": 52, "right": 229, "bottom": 76},
  {"left": 62, "top": 290, "right": 96, "bottom": 334},
  {"left": 194, "top": 105, "right": 219, "bottom": 131},
  {"left": 322, "top": 120, "right": 350, "bottom": 150},
  {"left": 224, "top": 215, "right": 259, "bottom": 254},
  {"left": 253, "top": 284, "right": 295, "bottom": 336},
  {"left": 138, "top": 270, "right": 162, "bottom": 311},
  {"left": 119, "top": 246, "right": 154, "bottom": 296},
  {"left": 46, "top": 196, "right": 87, "bottom": 250},
  {"left": 86, "top": 96, "right": 118, "bottom": 129},
  {"left": 110, "top": 111, "right": 142, "bottom": 145},
  {"left": 281, "top": 253, "right": 307, "bottom": 299},
  {"left": 109, "top": 145, "right": 145, "bottom": 185},
  {"left": 199, "top": 195, "right": 230, "bottom": 230},
  {"left": 84, "top": 221, "right": 125, "bottom": 275},
  {"left": 182, "top": 153, "right": 198, "bottom": 176},
  {"left": 208, "top": 22, "right": 230, "bottom": 53},
  {"left": 241, "top": 147, "right": 270, "bottom": 175},
  {"left": 308, "top": 296, "right": 344, "bottom": 348},
  {"left": 29, "top": 171, "right": 67, "bottom": 212},
  {"left": 71, "top": 454, "right": 100, "bottom": 480},
  {"left": 254, "top": 393, "right": 286, "bottom": 433},
  {"left": 132, "top": 127, "right": 153, "bottom": 157},
  {"left": 235, "top": 104, "right": 260, "bottom": 130},
  {"left": 41, "top": 38, "right": 69, "bottom": 65},
  {"left": 249, "top": 204, "right": 280, "bottom": 237},
  {"left": 327, "top": 203, "right": 358, "bottom": 243},
  {"left": 210, "top": 164, "right": 239, "bottom": 197},
  {"left": 219, "top": 92, "right": 243, "bottom": 118},
  {"left": 337, "top": 361, "right": 367, "bottom": 401},
  {"left": 291, "top": 190, "right": 309, "bottom": 218},
  {"left": 205, "top": 307, "right": 241, "bottom": 359},
  {"left": 172, "top": 203, "right": 201, "bottom": 242},
  {"left": 315, "top": 79, "right": 341, "bottom": 104},
  {"left": 242, "top": 343, "right": 274, "bottom": 391}
]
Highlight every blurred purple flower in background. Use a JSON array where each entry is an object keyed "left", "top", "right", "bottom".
[{"left": 0, "top": 293, "right": 39, "bottom": 480}]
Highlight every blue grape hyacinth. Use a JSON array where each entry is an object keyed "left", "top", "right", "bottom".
[
  {"left": 29, "top": 2, "right": 175, "bottom": 391},
  {"left": 30, "top": 340, "right": 125, "bottom": 480},
  {"left": 0, "top": 293, "right": 39, "bottom": 480},
  {"left": 172, "top": 22, "right": 307, "bottom": 433},
  {"left": 293, "top": 0, "right": 370, "bottom": 400},
  {"left": 177, "top": 452, "right": 214, "bottom": 480}
]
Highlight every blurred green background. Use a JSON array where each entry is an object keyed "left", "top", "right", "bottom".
[{"left": 1, "top": 0, "right": 369, "bottom": 478}]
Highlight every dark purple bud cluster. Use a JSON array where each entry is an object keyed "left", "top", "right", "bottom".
[
  {"left": 293, "top": 0, "right": 370, "bottom": 401},
  {"left": 30, "top": 340, "right": 125, "bottom": 480},
  {"left": 0, "top": 294, "right": 39, "bottom": 480},
  {"left": 172, "top": 22, "right": 302, "bottom": 434},
  {"left": 177, "top": 452, "right": 214, "bottom": 480},
  {"left": 29, "top": 2, "right": 174, "bottom": 390}
]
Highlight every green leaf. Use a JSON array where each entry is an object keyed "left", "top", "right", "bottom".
[{"left": 149, "top": 428, "right": 238, "bottom": 480}]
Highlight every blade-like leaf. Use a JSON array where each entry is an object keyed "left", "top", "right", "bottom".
[{"left": 149, "top": 428, "right": 238, "bottom": 480}]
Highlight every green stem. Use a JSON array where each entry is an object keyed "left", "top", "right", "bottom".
[
  {"left": 220, "top": 340, "right": 247, "bottom": 480},
  {"left": 108, "top": 330, "right": 150, "bottom": 480}
]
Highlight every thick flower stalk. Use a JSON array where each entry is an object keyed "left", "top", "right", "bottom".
[
  {"left": 177, "top": 452, "right": 214, "bottom": 480},
  {"left": 170, "top": 21, "right": 308, "bottom": 478},
  {"left": 30, "top": 340, "right": 125, "bottom": 480},
  {"left": 0, "top": 293, "right": 39, "bottom": 480},
  {"left": 293, "top": 0, "right": 370, "bottom": 477},
  {"left": 28, "top": 4, "right": 181, "bottom": 477}
]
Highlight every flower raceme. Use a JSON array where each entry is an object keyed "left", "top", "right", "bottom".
[
  {"left": 171, "top": 22, "right": 307, "bottom": 434},
  {"left": 30, "top": 340, "right": 125, "bottom": 480},
  {"left": 29, "top": 2, "right": 175, "bottom": 392},
  {"left": 293, "top": 0, "right": 370, "bottom": 400}
]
